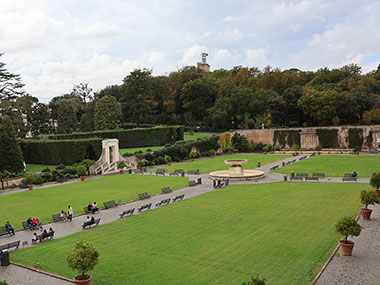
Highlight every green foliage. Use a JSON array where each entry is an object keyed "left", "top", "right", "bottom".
[
  {"left": 273, "top": 130, "right": 301, "bottom": 148},
  {"left": 360, "top": 190, "right": 379, "bottom": 209},
  {"left": 363, "top": 107, "right": 380, "bottom": 125},
  {"left": 56, "top": 164, "right": 65, "bottom": 170},
  {"left": 231, "top": 133, "right": 249, "bottom": 152},
  {"left": 41, "top": 167, "right": 51, "bottom": 172},
  {"left": 370, "top": 172, "right": 380, "bottom": 190},
  {"left": 21, "top": 175, "right": 35, "bottom": 185},
  {"left": 67, "top": 241, "right": 99, "bottom": 277},
  {"left": 242, "top": 275, "right": 266, "bottom": 285},
  {"left": 366, "top": 131, "right": 373, "bottom": 148},
  {"left": 117, "top": 161, "right": 126, "bottom": 169},
  {"left": 94, "top": 95, "right": 122, "bottom": 130},
  {"left": 76, "top": 165, "right": 86, "bottom": 177},
  {"left": 292, "top": 144, "right": 300, "bottom": 151},
  {"left": 33, "top": 176, "right": 44, "bottom": 185},
  {"left": 44, "top": 126, "right": 183, "bottom": 149},
  {"left": 188, "top": 152, "right": 197, "bottom": 159},
  {"left": 57, "top": 100, "right": 78, "bottom": 134},
  {"left": 20, "top": 138, "right": 102, "bottom": 165},
  {"left": 348, "top": 128, "right": 363, "bottom": 149},
  {"left": 219, "top": 132, "right": 231, "bottom": 151},
  {"left": 315, "top": 145, "right": 322, "bottom": 151},
  {"left": 335, "top": 216, "right": 361, "bottom": 243},
  {"left": 316, "top": 129, "right": 338, "bottom": 148},
  {"left": 0, "top": 115, "right": 24, "bottom": 173}
]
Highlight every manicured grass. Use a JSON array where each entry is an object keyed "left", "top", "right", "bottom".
[
  {"left": 273, "top": 155, "right": 380, "bottom": 177},
  {"left": 0, "top": 175, "right": 187, "bottom": 230},
  {"left": 153, "top": 154, "right": 291, "bottom": 174},
  {"left": 12, "top": 182, "right": 365, "bottom": 284},
  {"left": 120, "top": 132, "right": 210, "bottom": 155},
  {"left": 25, "top": 164, "right": 56, "bottom": 172}
]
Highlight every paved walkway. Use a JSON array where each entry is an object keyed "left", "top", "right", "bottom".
[{"left": 0, "top": 154, "right": 373, "bottom": 284}]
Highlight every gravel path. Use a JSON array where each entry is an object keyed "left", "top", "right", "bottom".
[{"left": 0, "top": 154, "right": 373, "bottom": 284}]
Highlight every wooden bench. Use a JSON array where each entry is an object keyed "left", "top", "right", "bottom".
[
  {"left": 290, "top": 177, "right": 303, "bottom": 181},
  {"left": 188, "top": 180, "right": 197, "bottom": 186},
  {"left": 34, "top": 231, "right": 55, "bottom": 243},
  {"left": 305, "top": 177, "right": 319, "bottom": 181},
  {"left": 0, "top": 226, "right": 11, "bottom": 237},
  {"left": 161, "top": 187, "right": 172, "bottom": 194},
  {"left": 103, "top": 200, "right": 118, "bottom": 209},
  {"left": 52, "top": 212, "right": 67, "bottom": 222},
  {"left": 83, "top": 207, "right": 99, "bottom": 215},
  {"left": 138, "top": 192, "right": 150, "bottom": 200},
  {"left": 169, "top": 172, "right": 179, "bottom": 176},
  {"left": 312, "top": 173, "right": 325, "bottom": 178},
  {"left": 82, "top": 218, "right": 100, "bottom": 230},
  {"left": 119, "top": 208, "right": 135, "bottom": 218},
  {"left": 344, "top": 173, "right": 354, "bottom": 178},
  {"left": 175, "top": 169, "right": 185, "bottom": 176},
  {"left": 342, "top": 177, "right": 357, "bottom": 182},
  {"left": 296, "top": 173, "right": 308, "bottom": 177},
  {"left": 22, "top": 219, "right": 41, "bottom": 231},
  {"left": 172, "top": 194, "right": 185, "bottom": 202},
  {"left": 187, "top": 169, "right": 199, "bottom": 175},
  {"left": 133, "top": 169, "right": 143, "bottom": 174},
  {"left": 155, "top": 198, "right": 171, "bottom": 207},
  {"left": 156, "top": 169, "right": 166, "bottom": 176},
  {"left": 138, "top": 203, "right": 152, "bottom": 213},
  {"left": 0, "top": 240, "right": 20, "bottom": 252}
]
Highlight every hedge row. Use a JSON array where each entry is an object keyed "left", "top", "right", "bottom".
[
  {"left": 41, "top": 126, "right": 184, "bottom": 148},
  {"left": 273, "top": 130, "right": 301, "bottom": 148},
  {"left": 348, "top": 128, "right": 364, "bottom": 148},
  {"left": 316, "top": 128, "right": 338, "bottom": 148},
  {"left": 144, "top": 136, "right": 220, "bottom": 163},
  {"left": 20, "top": 138, "right": 102, "bottom": 165}
]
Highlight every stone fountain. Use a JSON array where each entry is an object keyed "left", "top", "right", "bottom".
[{"left": 209, "top": 159, "right": 265, "bottom": 181}]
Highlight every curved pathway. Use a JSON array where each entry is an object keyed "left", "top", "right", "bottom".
[{"left": 0, "top": 154, "right": 373, "bottom": 284}]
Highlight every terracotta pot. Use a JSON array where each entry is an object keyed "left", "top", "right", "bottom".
[
  {"left": 339, "top": 240, "right": 355, "bottom": 256},
  {"left": 139, "top": 167, "right": 143, "bottom": 172},
  {"left": 191, "top": 158, "right": 195, "bottom": 162},
  {"left": 317, "top": 151, "right": 320, "bottom": 155},
  {"left": 74, "top": 275, "right": 92, "bottom": 285},
  {"left": 210, "top": 155, "right": 214, "bottom": 158},
  {"left": 28, "top": 184, "right": 33, "bottom": 190},
  {"left": 119, "top": 170, "right": 123, "bottom": 174},
  {"left": 375, "top": 190, "right": 380, "bottom": 198},
  {"left": 168, "top": 162, "right": 171, "bottom": 166},
  {"left": 80, "top": 176, "right": 85, "bottom": 181},
  {"left": 361, "top": 208, "right": 372, "bottom": 220}
]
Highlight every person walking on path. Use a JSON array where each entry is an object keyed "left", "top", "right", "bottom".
[{"left": 67, "top": 206, "right": 73, "bottom": 221}]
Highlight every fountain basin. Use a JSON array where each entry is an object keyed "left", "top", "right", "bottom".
[{"left": 209, "top": 169, "right": 265, "bottom": 181}]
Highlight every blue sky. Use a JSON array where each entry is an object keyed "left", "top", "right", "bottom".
[{"left": 1, "top": 0, "right": 380, "bottom": 102}]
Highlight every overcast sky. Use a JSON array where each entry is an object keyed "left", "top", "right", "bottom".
[{"left": 1, "top": 0, "right": 380, "bottom": 102}]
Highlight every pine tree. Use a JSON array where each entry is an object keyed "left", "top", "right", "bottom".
[{"left": 0, "top": 115, "right": 24, "bottom": 173}]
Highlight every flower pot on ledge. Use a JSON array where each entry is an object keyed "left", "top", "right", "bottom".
[
  {"left": 191, "top": 158, "right": 195, "bottom": 162},
  {"left": 168, "top": 162, "right": 171, "bottom": 166},
  {"left": 80, "top": 176, "right": 85, "bottom": 181},
  {"left": 339, "top": 240, "right": 355, "bottom": 256},
  {"left": 74, "top": 274, "right": 92, "bottom": 285},
  {"left": 119, "top": 170, "right": 124, "bottom": 174},
  {"left": 28, "top": 184, "right": 33, "bottom": 190}
]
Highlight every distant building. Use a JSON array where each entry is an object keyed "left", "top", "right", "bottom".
[{"left": 197, "top": 53, "right": 210, "bottom": 72}]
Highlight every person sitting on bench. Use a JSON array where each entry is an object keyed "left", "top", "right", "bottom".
[
  {"left": 352, "top": 171, "right": 357, "bottom": 178},
  {"left": 87, "top": 203, "right": 93, "bottom": 213},
  {"left": 90, "top": 216, "right": 95, "bottom": 225},
  {"left": 5, "top": 221, "right": 15, "bottom": 236},
  {"left": 32, "top": 233, "right": 38, "bottom": 244},
  {"left": 27, "top": 217, "right": 36, "bottom": 230},
  {"left": 83, "top": 216, "right": 91, "bottom": 227},
  {"left": 60, "top": 210, "right": 67, "bottom": 222},
  {"left": 92, "top": 202, "right": 99, "bottom": 214},
  {"left": 41, "top": 229, "right": 49, "bottom": 240},
  {"left": 31, "top": 217, "right": 41, "bottom": 229}
]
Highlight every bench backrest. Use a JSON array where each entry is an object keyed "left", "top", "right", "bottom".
[
  {"left": 138, "top": 192, "right": 150, "bottom": 199},
  {"left": 103, "top": 200, "right": 117, "bottom": 208},
  {"left": 305, "top": 177, "right": 318, "bottom": 181},
  {"left": 52, "top": 213, "right": 61, "bottom": 221},
  {"left": 161, "top": 187, "right": 172, "bottom": 193},
  {"left": 312, "top": 173, "right": 325, "bottom": 178},
  {"left": 21, "top": 221, "right": 28, "bottom": 230},
  {"left": 174, "top": 169, "right": 184, "bottom": 174},
  {"left": 0, "top": 226, "right": 8, "bottom": 234},
  {"left": 296, "top": 173, "right": 308, "bottom": 177},
  {"left": 188, "top": 180, "right": 197, "bottom": 186},
  {"left": 344, "top": 173, "right": 353, "bottom": 177}
]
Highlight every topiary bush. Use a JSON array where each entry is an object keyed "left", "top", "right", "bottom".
[
  {"left": 33, "top": 176, "right": 44, "bottom": 185},
  {"left": 370, "top": 172, "right": 380, "bottom": 190},
  {"left": 360, "top": 190, "right": 379, "bottom": 210},
  {"left": 76, "top": 165, "right": 86, "bottom": 177},
  {"left": 335, "top": 216, "right": 361, "bottom": 244},
  {"left": 67, "top": 241, "right": 99, "bottom": 280}
]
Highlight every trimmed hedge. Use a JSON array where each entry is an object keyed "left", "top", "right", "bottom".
[
  {"left": 20, "top": 138, "right": 102, "bottom": 165},
  {"left": 145, "top": 136, "right": 220, "bottom": 163},
  {"left": 348, "top": 128, "right": 364, "bottom": 149},
  {"left": 42, "top": 126, "right": 184, "bottom": 148},
  {"left": 316, "top": 128, "right": 338, "bottom": 148}
]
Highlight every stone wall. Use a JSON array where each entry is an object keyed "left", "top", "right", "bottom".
[{"left": 233, "top": 125, "right": 380, "bottom": 150}]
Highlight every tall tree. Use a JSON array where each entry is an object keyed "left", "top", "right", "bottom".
[
  {"left": 28, "top": 102, "right": 51, "bottom": 136},
  {"left": 0, "top": 115, "right": 24, "bottom": 173},
  {"left": 94, "top": 95, "right": 122, "bottom": 130},
  {"left": 71, "top": 83, "right": 93, "bottom": 107},
  {"left": 57, "top": 100, "right": 78, "bottom": 133},
  {"left": 0, "top": 53, "right": 26, "bottom": 100}
]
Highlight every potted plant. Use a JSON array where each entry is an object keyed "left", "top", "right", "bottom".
[
  {"left": 188, "top": 151, "right": 197, "bottom": 161},
  {"left": 77, "top": 165, "right": 86, "bottom": 181},
  {"left": 360, "top": 190, "right": 379, "bottom": 220},
  {"left": 353, "top": 146, "right": 361, "bottom": 155},
  {"left": 67, "top": 241, "right": 99, "bottom": 285},
  {"left": 21, "top": 175, "right": 34, "bottom": 190},
  {"left": 335, "top": 216, "right": 361, "bottom": 256},
  {"left": 370, "top": 171, "right": 380, "bottom": 198},
  {"left": 137, "top": 161, "right": 145, "bottom": 172},
  {"left": 117, "top": 161, "right": 127, "bottom": 174},
  {"left": 315, "top": 145, "right": 322, "bottom": 155}
]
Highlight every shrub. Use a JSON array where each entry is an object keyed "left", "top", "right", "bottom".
[
  {"left": 316, "top": 129, "right": 338, "bottom": 148},
  {"left": 218, "top": 132, "right": 231, "bottom": 152},
  {"left": 33, "top": 176, "right": 44, "bottom": 185},
  {"left": 360, "top": 190, "right": 379, "bottom": 210},
  {"left": 41, "top": 172, "right": 52, "bottom": 182},
  {"left": 76, "top": 165, "right": 86, "bottom": 177},
  {"left": 56, "top": 164, "right": 65, "bottom": 170},
  {"left": 242, "top": 275, "right": 266, "bottom": 285},
  {"left": 274, "top": 145, "right": 280, "bottom": 151},
  {"left": 348, "top": 128, "right": 364, "bottom": 149},
  {"left": 335, "top": 216, "right": 361, "bottom": 244},
  {"left": 231, "top": 133, "right": 249, "bottom": 152},
  {"left": 67, "top": 241, "right": 99, "bottom": 279},
  {"left": 353, "top": 146, "right": 361, "bottom": 152},
  {"left": 188, "top": 152, "right": 198, "bottom": 159},
  {"left": 154, "top": 156, "right": 166, "bottom": 165},
  {"left": 370, "top": 172, "right": 380, "bottom": 190},
  {"left": 41, "top": 167, "right": 51, "bottom": 172},
  {"left": 117, "top": 161, "right": 126, "bottom": 169},
  {"left": 164, "top": 155, "right": 172, "bottom": 163},
  {"left": 21, "top": 175, "right": 34, "bottom": 185},
  {"left": 62, "top": 167, "right": 77, "bottom": 176},
  {"left": 315, "top": 145, "right": 322, "bottom": 151},
  {"left": 292, "top": 144, "right": 300, "bottom": 151}
]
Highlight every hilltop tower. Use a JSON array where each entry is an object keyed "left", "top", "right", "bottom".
[{"left": 197, "top": 53, "right": 210, "bottom": 72}]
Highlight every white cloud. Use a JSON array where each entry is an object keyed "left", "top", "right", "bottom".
[
  {"left": 180, "top": 44, "right": 208, "bottom": 65},
  {"left": 245, "top": 48, "right": 269, "bottom": 68}
]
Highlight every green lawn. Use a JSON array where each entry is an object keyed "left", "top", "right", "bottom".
[
  {"left": 1, "top": 175, "right": 187, "bottom": 230},
  {"left": 25, "top": 164, "right": 57, "bottom": 172},
  {"left": 153, "top": 154, "right": 291, "bottom": 174},
  {"left": 12, "top": 182, "right": 365, "bottom": 284},
  {"left": 120, "top": 132, "right": 210, "bottom": 155},
  {"left": 273, "top": 155, "right": 380, "bottom": 177}
]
